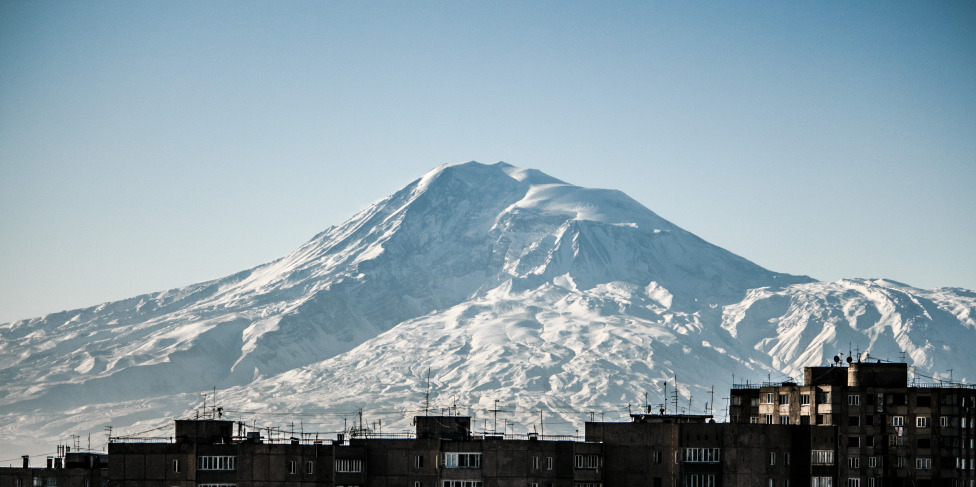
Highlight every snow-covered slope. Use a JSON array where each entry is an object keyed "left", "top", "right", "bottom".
[{"left": 1, "top": 161, "right": 974, "bottom": 459}]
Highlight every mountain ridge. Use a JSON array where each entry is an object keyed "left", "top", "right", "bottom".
[{"left": 1, "top": 161, "right": 973, "bottom": 459}]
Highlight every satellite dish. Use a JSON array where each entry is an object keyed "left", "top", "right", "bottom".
[
  {"left": 846, "top": 356, "right": 853, "bottom": 364},
  {"left": 833, "top": 355, "right": 841, "bottom": 364}
]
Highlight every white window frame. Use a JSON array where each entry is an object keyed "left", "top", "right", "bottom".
[
  {"left": 683, "top": 448, "right": 721, "bottom": 463},
  {"left": 917, "top": 416, "right": 929, "bottom": 428},
  {"left": 288, "top": 460, "right": 296, "bottom": 475},
  {"left": 574, "top": 454, "right": 602, "bottom": 469},
  {"left": 197, "top": 456, "right": 236, "bottom": 471},
  {"left": 335, "top": 459, "right": 363, "bottom": 473},
  {"left": 546, "top": 456, "right": 553, "bottom": 470},
  {"left": 443, "top": 453, "right": 481, "bottom": 469},
  {"left": 848, "top": 395, "right": 860, "bottom": 406},
  {"left": 892, "top": 416, "right": 904, "bottom": 427},
  {"left": 812, "top": 450, "right": 835, "bottom": 465},
  {"left": 916, "top": 458, "right": 932, "bottom": 470},
  {"left": 686, "top": 474, "right": 716, "bottom": 487},
  {"left": 811, "top": 477, "right": 832, "bottom": 487}
]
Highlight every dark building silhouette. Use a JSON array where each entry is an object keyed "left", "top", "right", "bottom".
[{"left": 2, "top": 361, "right": 973, "bottom": 487}]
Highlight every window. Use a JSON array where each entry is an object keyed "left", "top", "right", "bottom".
[
  {"left": 816, "top": 391, "right": 830, "bottom": 403},
  {"left": 770, "top": 452, "right": 776, "bottom": 465},
  {"left": 849, "top": 457, "right": 860, "bottom": 469},
  {"left": 812, "top": 450, "right": 835, "bottom": 465},
  {"left": 685, "top": 474, "right": 716, "bottom": 487},
  {"left": 800, "top": 394, "right": 811, "bottom": 405},
  {"left": 654, "top": 451, "right": 662, "bottom": 464},
  {"left": 751, "top": 416, "right": 761, "bottom": 424},
  {"left": 811, "top": 477, "right": 832, "bottom": 487},
  {"left": 531, "top": 484, "right": 539, "bottom": 487},
  {"left": 288, "top": 461, "right": 297, "bottom": 475},
  {"left": 785, "top": 453, "right": 790, "bottom": 465},
  {"left": 765, "top": 393, "right": 776, "bottom": 404},
  {"left": 732, "top": 395, "right": 742, "bottom": 406},
  {"left": 441, "top": 482, "right": 482, "bottom": 487},
  {"left": 941, "top": 416, "right": 950, "bottom": 427},
  {"left": 306, "top": 461, "right": 314, "bottom": 474},
  {"left": 415, "top": 483, "right": 423, "bottom": 487},
  {"left": 416, "top": 455, "right": 424, "bottom": 468},
  {"left": 769, "top": 480, "right": 775, "bottom": 487},
  {"left": 547, "top": 456, "right": 553, "bottom": 470},
  {"left": 766, "top": 414, "right": 774, "bottom": 424},
  {"left": 780, "top": 416, "right": 790, "bottom": 425},
  {"left": 532, "top": 456, "right": 539, "bottom": 469},
  {"left": 780, "top": 394, "right": 790, "bottom": 405},
  {"left": 917, "top": 416, "right": 929, "bottom": 428},
  {"left": 575, "top": 454, "right": 602, "bottom": 469},
  {"left": 849, "top": 416, "right": 860, "bottom": 427},
  {"left": 916, "top": 458, "right": 932, "bottom": 470},
  {"left": 849, "top": 395, "right": 860, "bottom": 406},
  {"left": 335, "top": 459, "right": 363, "bottom": 472},
  {"left": 849, "top": 436, "right": 860, "bottom": 448},
  {"left": 846, "top": 480, "right": 860, "bottom": 487},
  {"left": 892, "top": 416, "right": 904, "bottom": 427},
  {"left": 917, "top": 396, "right": 931, "bottom": 407},
  {"left": 917, "top": 438, "right": 931, "bottom": 449},
  {"left": 868, "top": 457, "right": 877, "bottom": 468},
  {"left": 752, "top": 398, "right": 761, "bottom": 407},
  {"left": 444, "top": 453, "right": 480, "bottom": 469},
  {"left": 683, "top": 448, "right": 721, "bottom": 463},
  {"left": 197, "top": 456, "right": 236, "bottom": 471},
  {"left": 897, "top": 457, "right": 907, "bottom": 468},
  {"left": 173, "top": 459, "right": 180, "bottom": 472}
]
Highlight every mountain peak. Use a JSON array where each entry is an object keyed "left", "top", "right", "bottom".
[{"left": 1, "top": 161, "right": 972, "bottom": 461}]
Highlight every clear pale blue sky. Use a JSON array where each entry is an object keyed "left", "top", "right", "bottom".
[{"left": 1, "top": 1, "right": 974, "bottom": 324}]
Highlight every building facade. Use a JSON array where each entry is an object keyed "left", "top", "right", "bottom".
[{"left": 730, "top": 360, "right": 976, "bottom": 487}]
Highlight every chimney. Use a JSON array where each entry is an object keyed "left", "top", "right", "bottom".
[{"left": 22, "top": 456, "right": 29, "bottom": 469}]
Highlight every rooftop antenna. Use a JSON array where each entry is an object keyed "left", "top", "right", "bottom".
[
  {"left": 710, "top": 386, "right": 715, "bottom": 416},
  {"left": 672, "top": 375, "right": 680, "bottom": 413},
  {"left": 662, "top": 381, "right": 667, "bottom": 415},
  {"left": 539, "top": 410, "right": 544, "bottom": 438},
  {"left": 490, "top": 399, "right": 500, "bottom": 434},
  {"left": 424, "top": 367, "right": 431, "bottom": 416}
]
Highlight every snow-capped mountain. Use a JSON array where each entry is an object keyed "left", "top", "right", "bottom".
[{"left": 1, "top": 161, "right": 973, "bottom": 459}]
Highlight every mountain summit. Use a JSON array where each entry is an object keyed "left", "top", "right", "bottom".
[{"left": 2, "top": 161, "right": 974, "bottom": 458}]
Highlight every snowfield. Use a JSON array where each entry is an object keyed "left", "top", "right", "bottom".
[{"left": 1, "top": 161, "right": 973, "bottom": 459}]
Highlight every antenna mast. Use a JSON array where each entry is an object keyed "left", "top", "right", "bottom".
[{"left": 424, "top": 367, "right": 431, "bottom": 416}]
